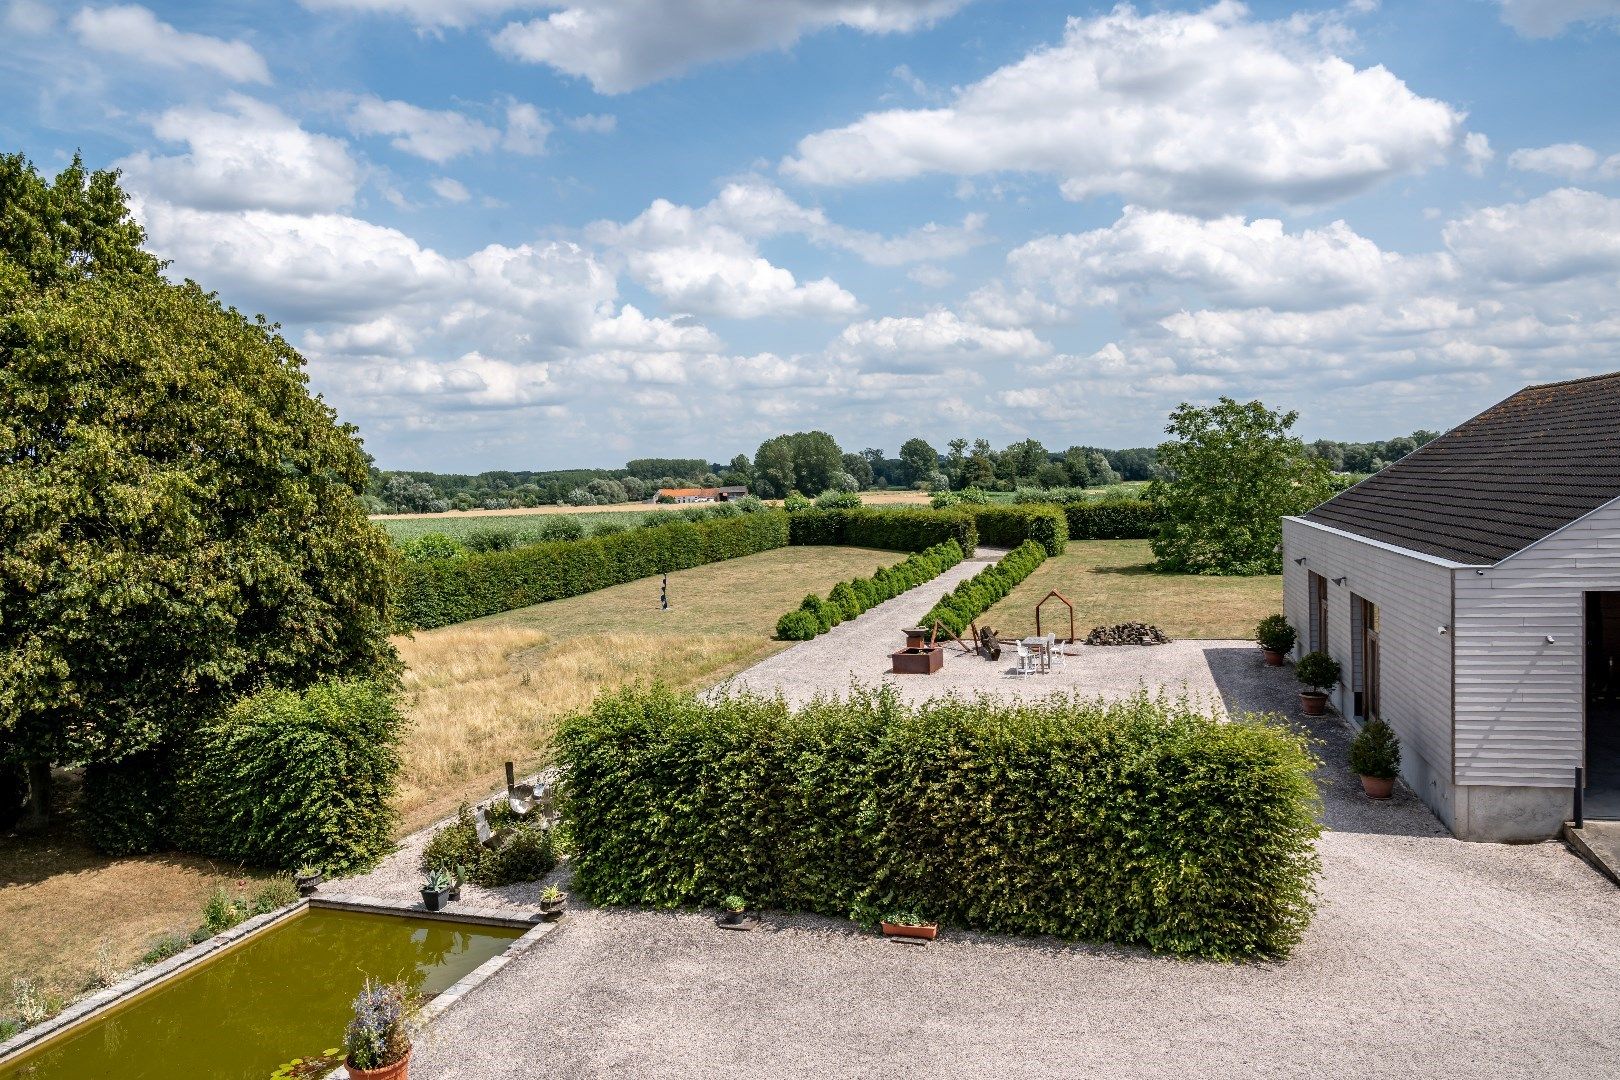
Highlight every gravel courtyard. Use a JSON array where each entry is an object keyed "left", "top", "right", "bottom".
[{"left": 338, "top": 566, "right": 1620, "bottom": 1079}]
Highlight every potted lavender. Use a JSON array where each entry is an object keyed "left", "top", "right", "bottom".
[{"left": 343, "top": 979, "right": 412, "bottom": 1080}]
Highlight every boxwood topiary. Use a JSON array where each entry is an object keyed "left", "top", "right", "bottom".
[
  {"left": 1294, "top": 651, "right": 1341, "bottom": 693},
  {"left": 1349, "top": 719, "right": 1401, "bottom": 780},
  {"left": 775, "top": 609, "right": 821, "bottom": 641},
  {"left": 1255, "top": 614, "right": 1297, "bottom": 654}
]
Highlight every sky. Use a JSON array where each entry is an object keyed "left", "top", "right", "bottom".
[{"left": 3, "top": 0, "right": 1619, "bottom": 472}]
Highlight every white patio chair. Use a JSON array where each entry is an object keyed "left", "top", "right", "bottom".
[
  {"left": 1045, "top": 633, "right": 1063, "bottom": 672},
  {"left": 1014, "top": 641, "right": 1037, "bottom": 676}
]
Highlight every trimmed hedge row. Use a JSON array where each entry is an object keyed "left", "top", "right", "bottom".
[
  {"left": 776, "top": 540, "right": 964, "bottom": 640},
  {"left": 788, "top": 507, "right": 977, "bottom": 555},
  {"left": 1064, "top": 498, "right": 1161, "bottom": 540},
  {"left": 923, "top": 540, "right": 1048, "bottom": 636},
  {"left": 558, "top": 685, "right": 1323, "bottom": 960},
  {"left": 399, "top": 511, "right": 790, "bottom": 629},
  {"left": 964, "top": 504, "right": 1068, "bottom": 555}
]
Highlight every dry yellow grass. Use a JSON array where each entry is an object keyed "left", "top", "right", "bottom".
[
  {"left": 983, "top": 540, "right": 1282, "bottom": 641},
  {"left": 392, "top": 544, "right": 905, "bottom": 830}
]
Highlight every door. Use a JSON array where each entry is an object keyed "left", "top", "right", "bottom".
[
  {"left": 1309, "top": 572, "right": 1328, "bottom": 653},
  {"left": 1362, "top": 599, "right": 1381, "bottom": 722}
]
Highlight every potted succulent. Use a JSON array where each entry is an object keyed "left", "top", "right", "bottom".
[
  {"left": 1255, "top": 614, "right": 1296, "bottom": 666},
  {"left": 343, "top": 979, "right": 412, "bottom": 1080},
  {"left": 880, "top": 912, "right": 939, "bottom": 942},
  {"left": 1294, "top": 650, "right": 1341, "bottom": 716},
  {"left": 715, "top": 894, "right": 760, "bottom": 932},
  {"left": 1349, "top": 718, "right": 1401, "bottom": 800},
  {"left": 294, "top": 864, "right": 324, "bottom": 897},
  {"left": 420, "top": 869, "right": 452, "bottom": 912},
  {"left": 447, "top": 865, "right": 467, "bottom": 903},
  {"left": 539, "top": 884, "right": 567, "bottom": 920}
]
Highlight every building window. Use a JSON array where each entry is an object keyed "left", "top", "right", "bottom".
[{"left": 1309, "top": 571, "right": 1328, "bottom": 653}]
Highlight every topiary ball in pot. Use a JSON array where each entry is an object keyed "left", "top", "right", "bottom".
[
  {"left": 1255, "top": 614, "right": 1297, "bottom": 665},
  {"left": 1294, "top": 651, "right": 1340, "bottom": 716},
  {"left": 1349, "top": 719, "right": 1401, "bottom": 800}
]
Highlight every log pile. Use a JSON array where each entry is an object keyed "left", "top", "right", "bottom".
[{"left": 1085, "top": 622, "right": 1171, "bottom": 646}]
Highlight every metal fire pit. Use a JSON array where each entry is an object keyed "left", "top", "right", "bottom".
[{"left": 891, "top": 628, "right": 944, "bottom": 674}]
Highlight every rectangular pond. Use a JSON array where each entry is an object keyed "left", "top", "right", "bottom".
[{"left": 0, "top": 906, "right": 524, "bottom": 1080}]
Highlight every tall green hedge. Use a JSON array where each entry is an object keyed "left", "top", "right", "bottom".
[
  {"left": 923, "top": 540, "right": 1047, "bottom": 636},
  {"left": 1065, "top": 498, "right": 1161, "bottom": 540},
  {"left": 399, "top": 511, "right": 790, "bottom": 629},
  {"left": 176, "top": 680, "right": 404, "bottom": 874},
  {"left": 559, "top": 685, "right": 1322, "bottom": 960},
  {"left": 964, "top": 504, "right": 1068, "bottom": 555},
  {"left": 788, "top": 507, "right": 977, "bottom": 553},
  {"left": 776, "top": 541, "right": 964, "bottom": 640}
]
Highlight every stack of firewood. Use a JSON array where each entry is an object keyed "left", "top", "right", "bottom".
[{"left": 1084, "top": 622, "right": 1171, "bottom": 646}]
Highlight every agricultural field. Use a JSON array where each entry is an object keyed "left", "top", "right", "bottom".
[
  {"left": 374, "top": 507, "right": 663, "bottom": 544},
  {"left": 982, "top": 540, "right": 1281, "bottom": 641}
]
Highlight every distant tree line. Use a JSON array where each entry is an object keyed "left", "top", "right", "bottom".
[{"left": 367, "top": 428, "right": 1442, "bottom": 512}]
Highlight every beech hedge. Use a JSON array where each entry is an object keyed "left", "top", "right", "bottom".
[
  {"left": 558, "top": 685, "right": 1323, "bottom": 960},
  {"left": 923, "top": 540, "right": 1048, "bottom": 636},
  {"left": 964, "top": 504, "right": 1068, "bottom": 555},
  {"left": 776, "top": 541, "right": 964, "bottom": 640},
  {"left": 399, "top": 511, "right": 790, "bottom": 629},
  {"left": 1064, "top": 498, "right": 1161, "bottom": 540},
  {"left": 788, "top": 507, "right": 977, "bottom": 555}
]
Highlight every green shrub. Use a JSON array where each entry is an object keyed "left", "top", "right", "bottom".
[
  {"left": 814, "top": 489, "right": 863, "bottom": 510},
  {"left": 420, "top": 803, "right": 558, "bottom": 886},
  {"left": 537, "top": 516, "right": 587, "bottom": 542},
  {"left": 1255, "top": 614, "right": 1297, "bottom": 654},
  {"left": 401, "top": 532, "right": 464, "bottom": 561},
  {"left": 462, "top": 527, "right": 518, "bottom": 553},
  {"left": 1294, "top": 651, "right": 1341, "bottom": 693},
  {"left": 1349, "top": 719, "right": 1401, "bottom": 780},
  {"left": 788, "top": 507, "right": 977, "bottom": 554},
  {"left": 592, "top": 521, "right": 629, "bottom": 537},
  {"left": 923, "top": 540, "right": 1047, "bottom": 636},
  {"left": 775, "top": 609, "right": 821, "bottom": 640},
  {"left": 82, "top": 749, "right": 176, "bottom": 855},
  {"left": 964, "top": 504, "right": 1068, "bottom": 555},
  {"left": 1063, "top": 498, "right": 1161, "bottom": 539},
  {"left": 784, "top": 490, "right": 812, "bottom": 512},
  {"left": 775, "top": 542, "right": 964, "bottom": 641},
  {"left": 176, "top": 680, "right": 403, "bottom": 874},
  {"left": 560, "top": 685, "right": 1323, "bottom": 960},
  {"left": 399, "top": 511, "right": 789, "bottom": 629},
  {"left": 734, "top": 495, "right": 764, "bottom": 513}
]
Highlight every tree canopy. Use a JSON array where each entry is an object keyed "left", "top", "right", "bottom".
[
  {"left": 1148, "top": 397, "right": 1333, "bottom": 576},
  {"left": 0, "top": 154, "right": 398, "bottom": 824},
  {"left": 751, "top": 430, "right": 845, "bottom": 497}
]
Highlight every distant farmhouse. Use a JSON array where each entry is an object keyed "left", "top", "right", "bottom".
[
  {"left": 655, "top": 485, "right": 749, "bottom": 504},
  {"left": 1283, "top": 372, "right": 1620, "bottom": 841}
]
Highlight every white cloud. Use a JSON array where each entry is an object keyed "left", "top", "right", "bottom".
[
  {"left": 1507, "top": 142, "right": 1620, "bottom": 180},
  {"left": 782, "top": 3, "right": 1463, "bottom": 211},
  {"left": 346, "top": 96, "right": 500, "bottom": 162},
  {"left": 1442, "top": 187, "right": 1620, "bottom": 285},
  {"left": 565, "top": 113, "right": 617, "bottom": 134},
  {"left": 1464, "top": 132, "right": 1494, "bottom": 176},
  {"left": 830, "top": 309, "right": 1050, "bottom": 373},
  {"left": 117, "top": 96, "right": 359, "bottom": 214},
  {"left": 71, "top": 5, "right": 271, "bottom": 84},
  {"left": 1498, "top": 0, "right": 1620, "bottom": 37},
  {"left": 908, "top": 264, "right": 954, "bottom": 288},
  {"left": 298, "top": 0, "right": 524, "bottom": 28},
  {"left": 502, "top": 102, "right": 552, "bottom": 155},
  {"left": 5, "top": 0, "right": 54, "bottom": 34},
  {"left": 430, "top": 177, "right": 471, "bottom": 203},
  {"left": 492, "top": 0, "right": 968, "bottom": 94}
]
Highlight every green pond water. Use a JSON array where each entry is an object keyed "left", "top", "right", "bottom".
[{"left": 0, "top": 907, "right": 522, "bottom": 1080}]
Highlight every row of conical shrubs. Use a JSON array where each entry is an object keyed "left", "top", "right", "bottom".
[
  {"left": 923, "top": 540, "right": 1048, "bottom": 637},
  {"left": 775, "top": 540, "right": 965, "bottom": 640}
]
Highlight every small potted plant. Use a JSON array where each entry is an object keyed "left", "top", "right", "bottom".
[
  {"left": 880, "top": 911, "right": 939, "bottom": 942},
  {"left": 1349, "top": 718, "right": 1401, "bottom": 800},
  {"left": 1255, "top": 614, "right": 1296, "bottom": 666},
  {"left": 715, "top": 894, "right": 760, "bottom": 931},
  {"left": 294, "top": 864, "right": 324, "bottom": 897},
  {"left": 1294, "top": 650, "right": 1340, "bottom": 716},
  {"left": 343, "top": 979, "right": 412, "bottom": 1080},
  {"left": 447, "top": 865, "right": 467, "bottom": 903},
  {"left": 420, "top": 869, "right": 452, "bottom": 912},
  {"left": 539, "top": 884, "right": 567, "bottom": 920}
]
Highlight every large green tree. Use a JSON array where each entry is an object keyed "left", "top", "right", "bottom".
[
  {"left": 898, "top": 437, "right": 938, "bottom": 488},
  {"left": 0, "top": 154, "right": 399, "bottom": 827},
  {"left": 752, "top": 430, "right": 844, "bottom": 496},
  {"left": 1148, "top": 398, "right": 1333, "bottom": 576}
]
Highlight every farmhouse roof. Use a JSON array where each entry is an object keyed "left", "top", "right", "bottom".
[
  {"left": 658, "top": 487, "right": 715, "bottom": 497},
  {"left": 1303, "top": 370, "right": 1620, "bottom": 564}
]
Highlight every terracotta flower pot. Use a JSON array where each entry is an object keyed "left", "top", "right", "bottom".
[
  {"left": 1261, "top": 648, "right": 1284, "bottom": 666},
  {"left": 1360, "top": 775, "right": 1395, "bottom": 800},
  {"left": 347, "top": 1049, "right": 411, "bottom": 1080},
  {"left": 1299, "top": 691, "right": 1327, "bottom": 716},
  {"left": 880, "top": 921, "right": 939, "bottom": 941}
]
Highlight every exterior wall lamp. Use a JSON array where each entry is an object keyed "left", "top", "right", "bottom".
[
  {"left": 1293, "top": 557, "right": 1307, "bottom": 565},
  {"left": 1332, "top": 576, "right": 1346, "bottom": 586},
  {"left": 1438, "top": 626, "right": 1449, "bottom": 635}
]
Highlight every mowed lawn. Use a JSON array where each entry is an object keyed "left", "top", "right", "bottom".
[
  {"left": 0, "top": 545, "right": 902, "bottom": 1007},
  {"left": 982, "top": 540, "right": 1281, "bottom": 640},
  {"left": 392, "top": 544, "right": 904, "bottom": 830}
]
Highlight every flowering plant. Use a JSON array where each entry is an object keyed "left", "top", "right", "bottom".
[{"left": 343, "top": 979, "right": 411, "bottom": 1069}]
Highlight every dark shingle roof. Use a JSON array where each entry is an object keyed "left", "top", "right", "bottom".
[{"left": 1303, "top": 371, "right": 1620, "bottom": 564}]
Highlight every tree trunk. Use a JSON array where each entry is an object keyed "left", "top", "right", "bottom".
[{"left": 20, "top": 760, "right": 51, "bottom": 832}]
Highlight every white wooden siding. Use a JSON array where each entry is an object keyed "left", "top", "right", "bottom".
[
  {"left": 1452, "top": 498, "right": 1620, "bottom": 787},
  {"left": 1282, "top": 518, "right": 1457, "bottom": 779}
]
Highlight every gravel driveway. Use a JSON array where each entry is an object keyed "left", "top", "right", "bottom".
[{"left": 337, "top": 573, "right": 1620, "bottom": 1078}]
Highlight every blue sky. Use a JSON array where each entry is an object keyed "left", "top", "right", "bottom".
[{"left": 3, "top": 0, "right": 1619, "bottom": 471}]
